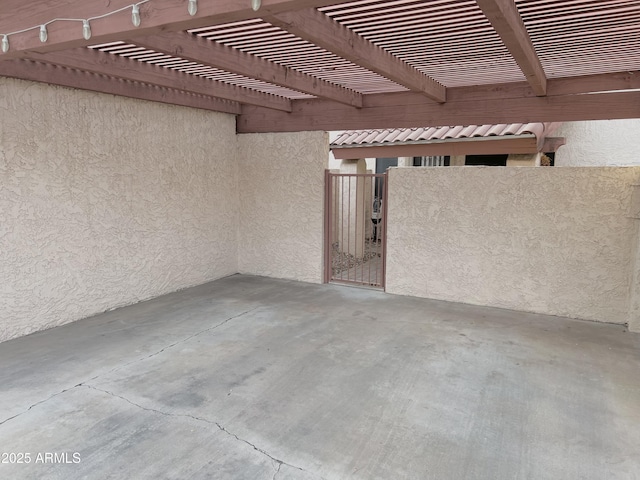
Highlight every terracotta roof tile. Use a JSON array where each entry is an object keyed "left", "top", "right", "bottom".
[{"left": 331, "top": 123, "right": 551, "bottom": 147}]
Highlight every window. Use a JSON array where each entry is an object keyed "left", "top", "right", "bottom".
[
  {"left": 464, "top": 154, "right": 508, "bottom": 166},
  {"left": 413, "top": 156, "right": 450, "bottom": 166}
]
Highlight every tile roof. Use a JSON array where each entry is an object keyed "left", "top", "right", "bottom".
[{"left": 331, "top": 123, "right": 547, "bottom": 147}]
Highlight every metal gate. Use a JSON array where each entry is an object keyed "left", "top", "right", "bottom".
[{"left": 324, "top": 170, "right": 388, "bottom": 288}]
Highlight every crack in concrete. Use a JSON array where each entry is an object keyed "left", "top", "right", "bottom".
[
  {"left": 84, "top": 384, "right": 323, "bottom": 480},
  {"left": 272, "top": 460, "right": 282, "bottom": 480},
  {"left": 0, "top": 307, "right": 259, "bottom": 427},
  {"left": 0, "top": 383, "right": 82, "bottom": 427},
  {"left": 100, "top": 305, "right": 261, "bottom": 377}
]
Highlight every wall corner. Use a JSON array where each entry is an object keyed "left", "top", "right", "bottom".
[{"left": 627, "top": 184, "right": 640, "bottom": 332}]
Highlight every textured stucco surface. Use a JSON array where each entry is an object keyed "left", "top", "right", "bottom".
[
  {"left": 386, "top": 167, "right": 640, "bottom": 325},
  {"left": 0, "top": 77, "right": 239, "bottom": 342},
  {"left": 237, "top": 132, "right": 327, "bottom": 283},
  {"left": 555, "top": 120, "right": 640, "bottom": 166}
]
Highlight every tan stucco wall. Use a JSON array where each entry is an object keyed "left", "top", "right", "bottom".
[
  {"left": 237, "top": 132, "right": 327, "bottom": 283},
  {"left": 0, "top": 78, "right": 239, "bottom": 342},
  {"left": 386, "top": 167, "right": 640, "bottom": 326},
  {"left": 555, "top": 120, "right": 640, "bottom": 166}
]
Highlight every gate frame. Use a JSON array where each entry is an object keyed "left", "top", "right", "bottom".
[{"left": 323, "top": 169, "right": 388, "bottom": 289}]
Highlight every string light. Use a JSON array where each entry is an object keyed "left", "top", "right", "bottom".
[
  {"left": 0, "top": 1, "right": 150, "bottom": 53},
  {"left": 82, "top": 20, "right": 91, "bottom": 40},
  {"left": 251, "top": 0, "right": 262, "bottom": 11},
  {"left": 188, "top": 0, "right": 198, "bottom": 16},
  {"left": 132, "top": 4, "right": 141, "bottom": 27},
  {"left": 39, "top": 25, "right": 48, "bottom": 43}
]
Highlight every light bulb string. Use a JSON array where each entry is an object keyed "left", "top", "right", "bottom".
[
  {"left": 1, "top": 0, "right": 150, "bottom": 39},
  {"left": 1, "top": 0, "right": 260, "bottom": 53}
]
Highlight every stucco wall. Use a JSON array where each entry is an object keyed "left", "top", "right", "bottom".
[
  {"left": 386, "top": 167, "right": 640, "bottom": 326},
  {"left": 237, "top": 132, "right": 327, "bottom": 283},
  {"left": 555, "top": 120, "right": 640, "bottom": 166},
  {"left": 0, "top": 77, "right": 239, "bottom": 342}
]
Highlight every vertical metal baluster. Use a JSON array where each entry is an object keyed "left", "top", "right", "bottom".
[
  {"left": 340, "top": 176, "right": 344, "bottom": 282},
  {"left": 336, "top": 175, "right": 339, "bottom": 282},
  {"left": 382, "top": 172, "right": 388, "bottom": 289},
  {"left": 324, "top": 171, "right": 330, "bottom": 283},
  {"left": 347, "top": 175, "right": 351, "bottom": 282},
  {"left": 368, "top": 176, "right": 373, "bottom": 286}
]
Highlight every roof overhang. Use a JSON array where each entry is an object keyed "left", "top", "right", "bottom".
[
  {"left": 331, "top": 122, "right": 566, "bottom": 158},
  {"left": 331, "top": 134, "right": 540, "bottom": 159}
]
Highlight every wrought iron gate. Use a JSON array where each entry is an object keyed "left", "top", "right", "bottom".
[{"left": 324, "top": 170, "right": 388, "bottom": 288}]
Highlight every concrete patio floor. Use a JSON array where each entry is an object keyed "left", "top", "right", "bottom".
[{"left": 1, "top": 275, "right": 639, "bottom": 480}]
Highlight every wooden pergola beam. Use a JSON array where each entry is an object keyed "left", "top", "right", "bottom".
[
  {"left": 0, "top": 59, "right": 240, "bottom": 114},
  {"left": 267, "top": 8, "right": 446, "bottom": 103},
  {"left": 475, "top": 0, "right": 547, "bottom": 96},
  {"left": 133, "top": 32, "right": 363, "bottom": 108},
  {"left": 25, "top": 48, "right": 292, "bottom": 112},
  {"left": 238, "top": 90, "right": 640, "bottom": 132},
  {"left": 0, "top": 0, "right": 339, "bottom": 60},
  {"left": 445, "top": 70, "right": 640, "bottom": 102}
]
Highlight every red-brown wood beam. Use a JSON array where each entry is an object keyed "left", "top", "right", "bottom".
[
  {"left": 132, "top": 32, "right": 363, "bottom": 108},
  {"left": 25, "top": 48, "right": 292, "bottom": 112},
  {"left": 0, "top": 0, "right": 339, "bottom": 60},
  {"left": 0, "top": 59, "right": 240, "bottom": 114},
  {"left": 267, "top": 8, "right": 446, "bottom": 103},
  {"left": 238, "top": 91, "right": 640, "bottom": 132},
  {"left": 475, "top": 0, "right": 547, "bottom": 96},
  {"left": 442, "top": 70, "right": 640, "bottom": 103},
  {"left": 547, "top": 70, "right": 640, "bottom": 96}
]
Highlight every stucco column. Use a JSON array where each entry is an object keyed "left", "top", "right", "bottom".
[
  {"left": 338, "top": 159, "right": 367, "bottom": 257},
  {"left": 450, "top": 155, "right": 466, "bottom": 166},
  {"left": 507, "top": 153, "right": 541, "bottom": 167}
]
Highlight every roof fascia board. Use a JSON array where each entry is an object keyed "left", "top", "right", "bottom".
[
  {"left": 0, "top": 59, "right": 241, "bottom": 114},
  {"left": 238, "top": 90, "right": 640, "bottom": 132},
  {"left": 331, "top": 137, "right": 540, "bottom": 159},
  {"left": 331, "top": 133, "right": 536, "bottom": 149}
]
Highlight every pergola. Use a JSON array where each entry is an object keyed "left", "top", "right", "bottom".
[{"left": 1, "top": 0, "right": 639, "bottom": 133}]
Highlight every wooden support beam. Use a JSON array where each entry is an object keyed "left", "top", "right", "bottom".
[
  {"left": 0, "top": 59, "right": 240, "bottom": 114},
  {"left": 25, "top": 48, "right": 292, "bottom": 111},
  {"left": 238, "top": 90, "right": 640, "bottom": 132},
  {"left": 0, "top": 0, "right": 339, "bottom": 60},
  {"left": 267, "top": 8, "right": 446, "bottom": 103},
  {"left": 133, "top": 32, "right": 363, "bottom": 107},
  {"left": 475, "top": 0, "right": 547, "bottom": 96},
  {"left": 547, "top": 70, "right": 640, "bottom": 96},
  {"left": 439, "top": 70, "right": 640, "bottom": 103}
]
